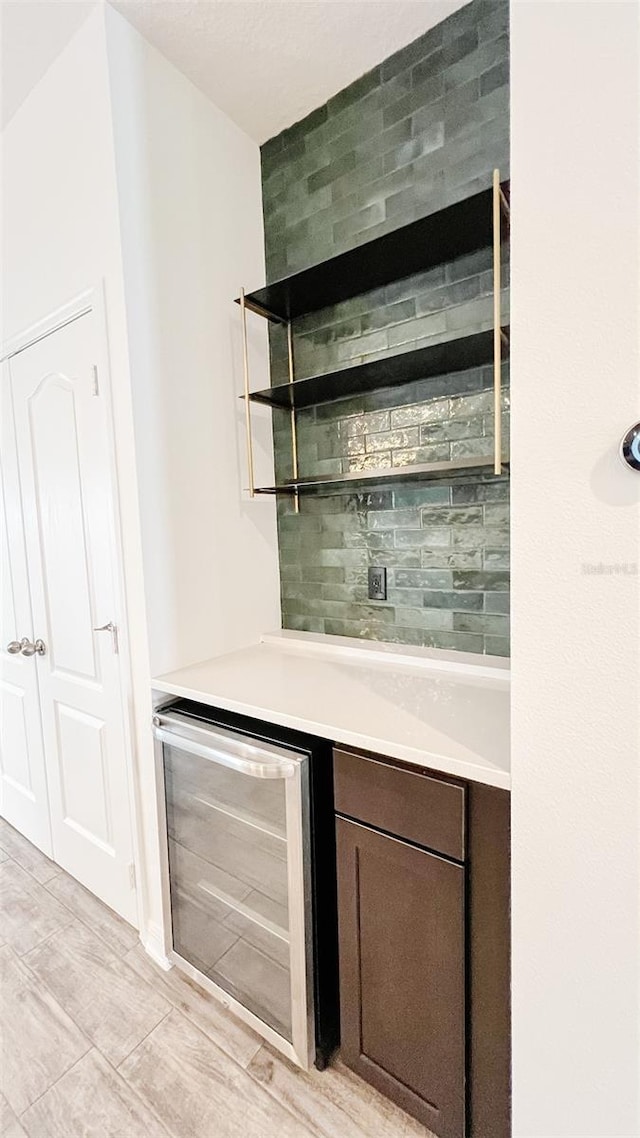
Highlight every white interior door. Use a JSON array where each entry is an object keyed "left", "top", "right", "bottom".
[
  {"left": 0, "top": 369, "right": 52, "bottom": 854},
  {"left": 8, "top": 310, "right": 137, "bottom": 923}
]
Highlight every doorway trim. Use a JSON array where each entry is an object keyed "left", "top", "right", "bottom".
[
  {"left": 1, "top": 284, "right": 145, "bottom": 936},
  {"left": 1, "top": 291, "right": 94, "bottom": 362}
]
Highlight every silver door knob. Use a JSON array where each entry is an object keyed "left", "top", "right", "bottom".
[
  {"left": 6, "top": 641, "right": 23, "bottom": 654},
  {"left": 20, "top": 638, "right": 46, "bottom": 657}
]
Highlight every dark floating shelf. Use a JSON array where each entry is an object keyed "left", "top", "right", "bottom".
[
  {"left": 254, "top": 456, "right": 509, "bottom": 497},
  {"left": 237, "top": 182, "right": 510, "bottom": 323},
  {"left": 246, "top": 326, "right": 510, "bottom": 411}
]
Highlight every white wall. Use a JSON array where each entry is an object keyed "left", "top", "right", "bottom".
[
  {"left": 0, "top": 5, "right": 158, "bottom": 944},
  {"left": 510, "top": 2, "right": 640, "bottom": 1134},
  {"left": 2, "top": 7, "right": 119, "bottom": 339},
  {"left": 104, "top": 5, "right": 280, "bottom": 680}
]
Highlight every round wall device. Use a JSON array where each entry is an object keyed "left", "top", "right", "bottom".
[{"left": 620, "top": 423, "right": 640, "bottom": 471}]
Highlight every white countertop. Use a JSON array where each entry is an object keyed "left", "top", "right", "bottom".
[{"left": 153, "top": 630, "right": 510, "bottom": 790}]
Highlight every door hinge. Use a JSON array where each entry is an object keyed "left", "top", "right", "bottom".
[
  {"left": 128, "top": 862, "right": 136, "bottom": 890},
  {"left": 91, "top": 365, "right": 99, "bottom": 396}
]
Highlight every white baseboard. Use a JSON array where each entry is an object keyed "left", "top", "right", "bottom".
[{"left": 140, "top": 921, "right": 172, "bottom": 971}]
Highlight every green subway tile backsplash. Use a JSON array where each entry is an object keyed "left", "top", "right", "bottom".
[{"left": 260, "top": 0, "right": 510, "bottom": 656}]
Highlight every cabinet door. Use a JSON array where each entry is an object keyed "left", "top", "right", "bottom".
[{"left": 336, "top": 817, "right": 465, "bottom": 1138}]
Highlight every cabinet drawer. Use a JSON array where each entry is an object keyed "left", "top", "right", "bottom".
[{"left": 333, "top": 747, "right": 465, "bottom": 862}]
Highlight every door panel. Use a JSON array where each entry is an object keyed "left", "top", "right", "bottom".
[
  {"left": 8, "top": 312, "right": 136, "bottom": 922},
  {"left": 336, "top": 817, "right": 465, "bottom": 1138},
  {"left": 0, "top": 374, "right": 51, "bottom": 853},
  {"left": 54, "top": 703, "right": 111, "bottom": 848},
  {"left": 1, "top": 684, "right": 31, "bottom": 789},
  {"left": 29, "top": 377, "right": 97, "bottom": 679}
]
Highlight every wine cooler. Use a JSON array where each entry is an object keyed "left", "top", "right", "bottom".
[{"left": 152, "top": 700, "right": 338, "bottom": 1070}]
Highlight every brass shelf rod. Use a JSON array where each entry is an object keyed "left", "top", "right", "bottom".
[
  {"left": 240, "top": 288, "right": 300, "bottom": 509},
  {"left": 492, "top": 168, "right": 503, "bottom": 476},
  {"left": 286, "top": 321, "right": 300, "bottom": 514},
  {"left": 240, "top": 288, "right": 255, "bottom": 497}
]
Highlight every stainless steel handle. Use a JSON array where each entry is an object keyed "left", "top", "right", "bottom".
[
  {"left": 152, "top": 716, "right": 297, "bottom": 780},
  {"left": 6, "top": 640, "right": 23, "bottom": 654}
]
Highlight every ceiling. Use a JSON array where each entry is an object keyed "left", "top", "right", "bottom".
[
  {"left": 110, "top": 0, "right": 468, "bottom": 142},
  {"left": 1, "top": 0, "right": 95, "bottom": 128},
  {"left": 2, "top": 0, "right": 469, "bottom": 141}
]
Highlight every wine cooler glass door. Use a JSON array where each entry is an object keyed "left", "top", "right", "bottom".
[{"left": 153, "top": 711, "right": 313, "bottom": 1069}]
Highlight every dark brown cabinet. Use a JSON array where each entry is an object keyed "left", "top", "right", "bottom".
[
  {"left": 334, "top": 747, "right": 510, "bottom": 1138},
  {"left": 337, "top": 817, "right": 466, "bottom": 1138}
]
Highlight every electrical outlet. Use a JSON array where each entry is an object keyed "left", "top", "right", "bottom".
[{"left": 368, "top": 566, "right": 387, "bottom": 601}]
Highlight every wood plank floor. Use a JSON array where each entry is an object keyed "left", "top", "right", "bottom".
[{"left": 0, "top": 820, "right": 435, "bottom": 1138}]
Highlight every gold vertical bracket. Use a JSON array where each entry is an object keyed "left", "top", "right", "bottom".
[
  {"left": 287, "top": 321, "right": 300, "bottom": 514},
  {"left": 240, "top": 288, "right": 255, "bottom": 497},
  {"left": 492, "top": 168, "right": 502, "bottom": 476}
]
